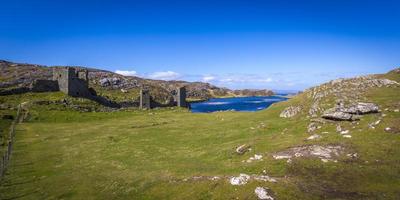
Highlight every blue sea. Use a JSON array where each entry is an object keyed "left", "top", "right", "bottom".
[{"left": 190, "top": 96, "right": 288, "bottom": 113}]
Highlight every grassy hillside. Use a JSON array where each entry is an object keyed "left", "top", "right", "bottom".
[{"left": 0, "top": 69, "right": 399, "bottom": 199}]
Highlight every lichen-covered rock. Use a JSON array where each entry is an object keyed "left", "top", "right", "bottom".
[
  {"left": 280, "top": 106, "right": 301, "bottom": 118},
  {"left": 322, "top": 109, "right": 354, "bottom": 121},
  {"left": 340, "top": 102, "right": 379, "bottom": 114},
  {"left": 254, "top": 187, "right": 274, "bottom": 200},
  {"left": 322, "top": 102, "right": 379, "bottom": 121},
  {"left": 230, "top": 174, "right": 250, "bottom": 185}
]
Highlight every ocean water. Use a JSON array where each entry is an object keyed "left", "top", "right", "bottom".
[{"left": 190, "top": 96, "right": 288, "bottom": 113}]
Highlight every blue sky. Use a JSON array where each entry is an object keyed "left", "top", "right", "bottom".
[{"left": 1, "top": 0, "right": 399, "bottom": 91}]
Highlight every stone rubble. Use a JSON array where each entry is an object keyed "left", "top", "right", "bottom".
[{"left": 254, "top": 187, "right": 274, "bottom": 200}]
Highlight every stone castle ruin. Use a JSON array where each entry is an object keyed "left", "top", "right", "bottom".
[
  {"left": 140, "top": 88, "right": 151, "bottom": 109},
  {"left": 1, "top": 66, "right": 188, "bottom": 109},
  {"left": 52, "top": 67, "right": 93, "bottom": 98},
  {"left": 140, "top": 86, "right": 188, "bottom": 109},
  {"left": 176, "top": 86, "right": 187, "bottom": 107}
]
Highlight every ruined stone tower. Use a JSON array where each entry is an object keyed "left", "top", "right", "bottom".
[
  {"left": 176, "top": 86, "right": 187, "bottom": 107},
  {"left": 52, "top": 67, "right": 91, "bottom": 97},
  {"left": 140, "top": 88, "right": 151, "bottom": 109}
]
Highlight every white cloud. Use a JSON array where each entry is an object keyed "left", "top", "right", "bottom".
[
  {"left": 115, "top": 70, "right": 137, "bottom": 76},
  {"left": 202, "top": 75, "right": 215, "bottom": 82},
  {"left": 148, "top": 71, "right": 181, "bottom": 80}
]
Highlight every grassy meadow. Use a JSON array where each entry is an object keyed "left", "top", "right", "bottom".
[{"left": 0, "top": 72, "right": 399, "bottom": 199}]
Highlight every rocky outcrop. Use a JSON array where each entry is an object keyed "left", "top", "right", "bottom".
[
  {"left": 322, "top": 102, "right": 379, "bottom": 121},
  {"left": 304, "top": 74, "right": 398, "bottom": 118},
  {"left": 280, "top": 106, "right": 301, "bottom": 118}
]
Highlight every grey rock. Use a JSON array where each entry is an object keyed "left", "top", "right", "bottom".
[
  {"left": 254, "top": 187, "right": 274, "bottom": 200},
  {"left": 322, "top": 109, "right": 354, "bottom": 121},
  {"left": 99, "top": 78, "right": 110, "bottom": 87},
  {"left": 341, "top": 102, "right": 379, "bottom": 114},
  {"left": 280, "top": 106, "right": 301, "bottom": 118}
]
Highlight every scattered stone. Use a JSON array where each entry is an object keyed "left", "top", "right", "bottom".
[
  {"left": 340, "top": 130, "right": 349, "bottom": 135},
  {"left": 280, "top": 106, "right": 301, "bottom": 118},
  {"left": 342, "top": 135, "right": 352, "bottom": 138},
  {"left": 384, "top": 127, "right": 400, "bottom": 134},
  {"left": 307, "top": 122, "right": 318, "bottom": 133},
  {"left": 236, "top": 144, "right": 251, "bottom": 155},
  {"left": 307, "top": 134, "right": 321, "bottom": 140},
  {"left": 246, "top": 154, "right": 263, "bottom": 163},
  {"left": 254, "top": 187, "right": 274, "bottom": 200},
  {"left": 272, "top": 145, "right": 343, "bottom": 162},
  {"left": 273, "top": 155, "right": 292, "bottom": 160},
  {"left": 394, "top": 109, "right": 399, "bottom": 112},
  {"left": 336, "top": 124, "right": 342, "bottom": 132},
  {"left": 253, "top": 175, "right": 277, "bottom": 183},
  {"left": 347, "top": 153, "right": 358, "bottom": 158},
  {"left": 230, "top": 174, "right": 250, "bottom": 185},
  {"left": 120, "top": 89, "right": 128, "bottom": 93}
]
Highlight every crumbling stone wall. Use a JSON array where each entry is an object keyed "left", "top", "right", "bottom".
[{"left": 30, "top": 80, "right": 59, "bottom": 92}]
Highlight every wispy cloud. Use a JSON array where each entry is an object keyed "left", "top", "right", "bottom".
[
  {"left": 148, "top": 71, "right": 181, "bottom": 80},
  {"left": 115, "top": 70, "right": 137, "bottom": 76},
  {"left": 202, "top": 75, "right": 215, "bottom": 82}
]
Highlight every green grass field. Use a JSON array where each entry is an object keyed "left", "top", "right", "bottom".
[{"left": 0, "top": 73, "right": 399, "bottom": 199}]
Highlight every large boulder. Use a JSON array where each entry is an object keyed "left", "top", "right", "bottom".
[
  {"left": 322, "top": 109, "right": 354, "bottom": 121},
  {"left": 322, "top": 102, "right": 379, "bottom": 121},
  {"left": 280, "top": 106, "right": 301, "bottom": 118},
  {"left": 340, "top": 102, "right": 379, "bottom": 114}
]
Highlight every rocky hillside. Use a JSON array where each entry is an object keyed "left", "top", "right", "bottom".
[
  {"left": 0, "top": 60, "right": 273, "bottom": 103},
  {"left": 279, "top": 67, "right": 400, "bottom": 135}
]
